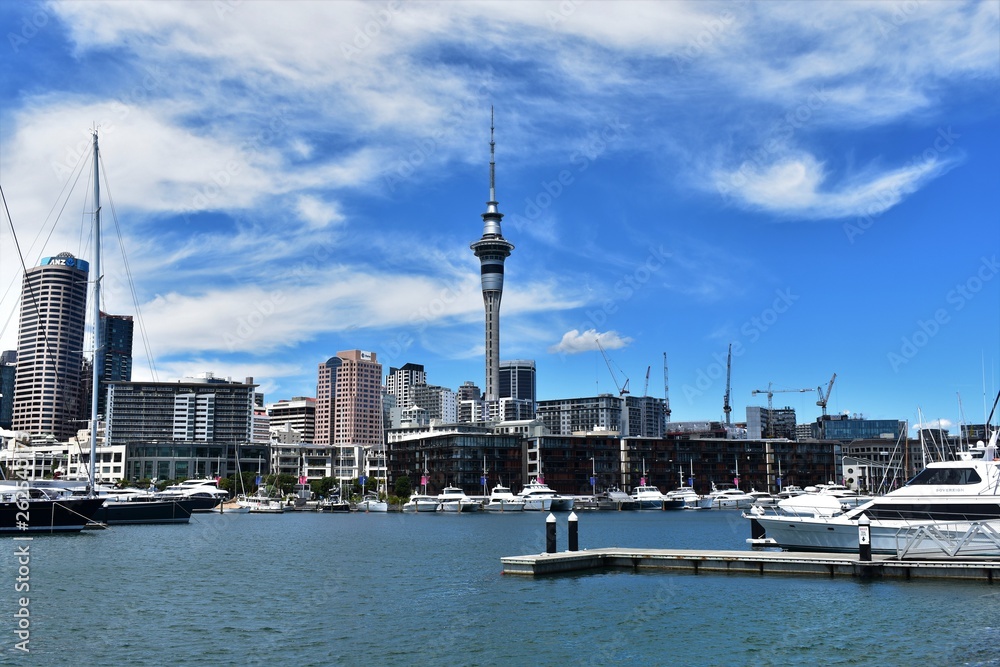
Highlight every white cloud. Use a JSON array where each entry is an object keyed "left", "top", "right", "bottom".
[
  {"left": 712, "top": 151, "right": 958, "bottom": 220},
  {"left": 295, "top": 195, "right": 345, "bottom": 229},
  {"left": 548, "top": 328, "right": 633, "bottom": 354}
]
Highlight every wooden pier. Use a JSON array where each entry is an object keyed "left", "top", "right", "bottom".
[{"left": 500, "top": 547, "right": 1000, "bottom": 582}]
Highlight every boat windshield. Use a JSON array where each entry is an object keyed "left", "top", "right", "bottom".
[{"left": 907, "top": 467, "right": 982, "bottom": 486}]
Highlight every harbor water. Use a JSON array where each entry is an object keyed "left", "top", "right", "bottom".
[{"left": 3, "top": 509, "right": 999, "bottom": 666}]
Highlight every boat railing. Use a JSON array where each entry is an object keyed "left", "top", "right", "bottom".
[{"left": 894, "top": 520, "right": 1000, "bottom": 559}]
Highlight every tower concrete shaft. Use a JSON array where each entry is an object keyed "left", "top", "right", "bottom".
[{"left": 470, "top": 109, "right": 513, "bottom": 402}]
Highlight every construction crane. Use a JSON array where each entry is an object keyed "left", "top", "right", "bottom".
[
  {"left": 751, "top": 382, "right": 812, "bottom": 437},
  {"left": 723, "top": 343, "right": 733, "bottom": 425},
  {"left": 642, "top": 366, "right": 651, "bottom": 396},
  {"left": 663, "top": 352, "right": 671, "bottom": 422},
  {"left": 596, "top": 337, "right": 630, "bottom": 396},
  {"left": 816, "top": 373, "right": 837, "bottom": 416}
]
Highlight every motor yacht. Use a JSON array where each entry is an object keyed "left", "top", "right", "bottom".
[
  {"left": 483, "top": 484, "right": 526, "bottom": 512},
  {"left": 156, "top": 478, "right": 228, "bottom": 511},
  {"left": 437, "top": 486, "right": 481, "bottom": 512},
  {"left": 748, "top": 431, "right": 1000, "bottom": 554},
  {"left": 631, "top": 484, "right": 683, "bottom": 510},
  {"left": 518, "top": 478, "right": 573, "bottom": 511},
  {"left": 706, "top": 483, "right": 753, "bottom": 509},
  {"left": 402, "top": 494, "right": 440, "bottom": 513}
]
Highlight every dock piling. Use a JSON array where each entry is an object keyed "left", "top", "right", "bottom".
[
  {"left": 545, "top": 513, "right": 556, "bottom": 553},
  {"left": 568, "top": 512, "right": 578, "bottom": 551}
]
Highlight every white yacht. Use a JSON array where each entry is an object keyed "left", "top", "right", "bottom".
[
  {"left": 402, "top": 494, "right": 440, "bottom": 513},
  {"left": 157, "top": 478, "right": 228, "bottom": 511},
  {"left": 748, "top": 431, "right": 1000, "bottom": 554},
  {"left": 707, "top": 484, "right": 753, "bottom": 509},
  {"left": 437, "top": 486, "right": 481, "bottom": 513},
  {"left": 746, "top": 489, "right": 777, "bottom": 507},
  {"left": 665, "top": 486, "right": 711, "bottom": 509},
  {"left": 356, "top": 491, "right": 388, "bottom": 512},
  {"left": 631, "top": 485, "right": 679, "bottom": 510},
  {"left": 237, "top": 488, "right": 284, "bottom": 514},
  {"left": 483, "top": 484, "right": 526, "bottom": 512},
  {"left": 518, "top": 479, "right": 573, "bottom": 511},
  {"left": 597, "top": 487, "right": 638, "bottom": 510}
]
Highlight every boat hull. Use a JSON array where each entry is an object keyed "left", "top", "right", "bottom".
[
  {"left": 93, "top": 498, "right": 195, "bottom": 525},
  {"left": 0, "top": 497, "right": 107, "bottom": 533},
  {"left": 484, "top": 499, "right": 525, "bottom": 512},
  {"left": 522, "top": 498, "right": 553, "bottom": 511}
]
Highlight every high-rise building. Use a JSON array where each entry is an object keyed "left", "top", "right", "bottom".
[
  {"left": 315, "top": 350, "right": 383, "bottom": 480},
  {"left": 746, "top": 406, "right": 797, "bottom": 440},
  {"left": 0, "top": 351, "right": 16, "bottom": 430},
  {"left": 12, "top": 253, "right": 90, "bottom": 440},
  {"left": 96, "top": 312, "right": 133, "bottom": 418},
  {"left": 385, "top": 363, "right": 426, "bottom": 410},
  {"left": 470, "top": 111, "right": 513, "bottom": 402},
  {"left": 267, "top": 396, "right": 317, "bottom": 443},
  {"left": 499, "top": 359, "right": 536, "bottom": 403},
  {"left": 106, "top": 373, "right": 262, "bottom": 481}
]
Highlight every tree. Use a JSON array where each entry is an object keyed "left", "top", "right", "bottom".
[{"left": 394, "top": 475, "right": 411, "bottom": 499}]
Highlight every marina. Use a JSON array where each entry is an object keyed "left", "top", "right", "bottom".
[{"left": 3, "top": 508, "right": 999, "bottom": 665}]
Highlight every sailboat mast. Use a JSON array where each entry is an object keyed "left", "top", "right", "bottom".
[{"left": 87, "top": 131, "right": 102, "bottom": 495}]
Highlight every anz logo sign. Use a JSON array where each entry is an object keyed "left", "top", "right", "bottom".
[{"left": 41, "top": 256, "right": 89, "bottom": 272}]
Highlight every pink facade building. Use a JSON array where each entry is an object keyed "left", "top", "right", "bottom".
[{"left": 315, "top": 350, "right": 383, "bottom": 479}]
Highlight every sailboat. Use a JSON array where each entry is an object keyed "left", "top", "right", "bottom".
[
  {"left": 356, "top": 448, "right": 388, "bottom": 512},
  {"left": 84, "top": 131, "right": 195, "bottom": 525},
  {"left": 402, "top": 453, "right": 439, "bottom": 512}
]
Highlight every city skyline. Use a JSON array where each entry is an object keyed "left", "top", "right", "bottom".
[{"left": 0, "top": 1, "right": 997, "bottom": 433}]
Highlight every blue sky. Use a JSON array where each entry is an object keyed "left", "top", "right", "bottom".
[{"left": 0, "top": 1, "right": 998, "bottom": 433}]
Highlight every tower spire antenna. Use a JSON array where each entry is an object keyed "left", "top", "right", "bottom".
[
  {"left": 489, "top": 105, "right": 496, "bottom": 204},
  {"left": 471, "top": 107, "right": 513, "bottom": 404}
]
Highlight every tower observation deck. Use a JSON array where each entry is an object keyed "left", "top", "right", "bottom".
[{"left": 470, "top": 109, "right": 514, "bottom": 403}]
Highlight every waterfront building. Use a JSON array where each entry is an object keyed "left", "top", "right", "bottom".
[
  {"left": 0, "top": 428, "right": 127, "bottom": 483},
  {"left": 315, "top": 350, "right": 384, "bottom": 481},
  {"left": 267, "top": 396, "right": 316, "bottom": 443},
  {"left": 470, "top": 113, "right": 514, "bottom": 402},
  {"left": 12, "top": 252, "right": 89, "bottom": 441},
  {"left": 270, "top": 442, "right": 335, "bottom": 481},
  {"left": 387, "top": 421, "right": 521, "bottom": 496},
  {"left": 523, "top": 433, "right": 841, "bottom": 496},
  {"left": 106, "top": 373, "right": 262, "bottom": 481}
]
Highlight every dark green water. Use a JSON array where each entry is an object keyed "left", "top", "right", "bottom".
[{"left": 2, "top": 510, "right": 998, "bottom": 666}]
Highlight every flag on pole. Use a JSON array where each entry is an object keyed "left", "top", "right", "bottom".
[{"left": 640, "top": 477, "right": 646, "bottom": 486}]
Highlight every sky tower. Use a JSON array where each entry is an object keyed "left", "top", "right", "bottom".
[{"left": 470, "top": 109, "right": 514, "bottom": 402}]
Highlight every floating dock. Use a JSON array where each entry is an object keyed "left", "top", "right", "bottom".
[{"left": 500, "top": 547, "right": 1000, "bottom": 582}]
